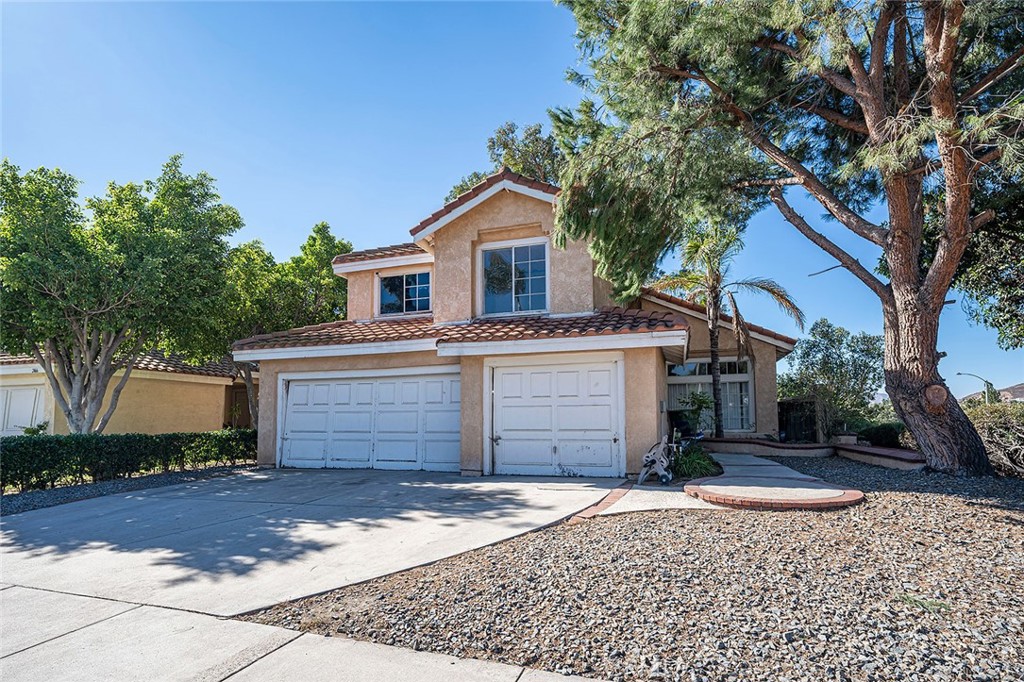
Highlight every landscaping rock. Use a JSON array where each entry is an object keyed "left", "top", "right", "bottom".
[{"left": 242, "top": 457, "right": 1024, "bottom": 681}]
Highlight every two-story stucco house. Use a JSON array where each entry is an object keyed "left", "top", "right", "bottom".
[{"left": 233, "top": 169, "right": 796, "bottom": 477}]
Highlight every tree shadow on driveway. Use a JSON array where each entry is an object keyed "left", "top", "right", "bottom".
[{"left": 0, "top": 469, "right": 617, "bottom": 615}]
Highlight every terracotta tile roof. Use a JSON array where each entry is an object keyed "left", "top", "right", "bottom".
[
  {"left": 0, "top": 350, "right": 237, "bottom": 379},
  {"left": 0, "top": 352, "right": 36, "bottom": 365},
  {"left": 332, "top": 243, "right": 428, "bottom": 266},
  {"left": 233, "top": 307, "right": 688, "bottom": 352},
  {"left": 233, "top": 316, "right": 441, "bottom": 351},
  {"left": 641, "top": 289, "right": 798, "bottom": 346},
  {"left": 409, "top": 168, "right": 559, "bottom": 238}
]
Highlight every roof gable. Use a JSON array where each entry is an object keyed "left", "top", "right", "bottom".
[{"left": 409, "top": 168, "right": 559, "bottom": 242}]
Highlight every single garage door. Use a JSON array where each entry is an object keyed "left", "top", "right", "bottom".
[
  {"left": 0, "top": 382, "right": 49, "bottom": 436},
  {"left": 280, "top": 371, "right": 461, "bottom": 471},
  {"left": 492, "top": 360, "right": 624, "bottom": 477}
]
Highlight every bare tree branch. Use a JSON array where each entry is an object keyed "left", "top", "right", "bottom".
[{"left": 961, "top": 44, "right": 1024, "bottom": 103}]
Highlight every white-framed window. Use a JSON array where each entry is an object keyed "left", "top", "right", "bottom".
[
  {"left": 378, "top": 271, "right": 431, "bottom": 316},
  {"left": 477, "top": 237, "right": 548, "bottom": 316},
  {"left": 667, "top": 358, "right": 754, "bottom": 432}
]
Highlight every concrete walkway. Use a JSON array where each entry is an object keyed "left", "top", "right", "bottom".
[
  {"left": 685, "top": 454, "right": 865, "bottom": 510},
  {"left": 0, "top": 585, "right": 591, "bottom": 681},
  {"left": 594, "top": 454, "right": 864, "bottom": 515}
]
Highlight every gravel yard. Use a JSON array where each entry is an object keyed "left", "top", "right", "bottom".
[
  {"left": 0, "top": 465, "right": 256, "bottom": 516},
  {"left": 243, "top": 457, "right": 1024, "bottom": 681}
]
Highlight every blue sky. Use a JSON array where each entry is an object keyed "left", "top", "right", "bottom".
[{"left": 3, "top": 1, "right": 1021, "bottom": 397}]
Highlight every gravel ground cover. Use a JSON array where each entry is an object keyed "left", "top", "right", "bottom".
[
  {"left": 243, "top": 457, "right": 1024, "bottom": 681},
  {"left": 1, "top": 465, "right": 256, "bottom": 516}
]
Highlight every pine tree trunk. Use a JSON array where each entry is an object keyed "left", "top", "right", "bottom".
[
  {"left": 881, "top": 301, "right": 993, "bottom": 476},
  {"left": 708, "top": 315, "right": 725, "bottom": 439}
]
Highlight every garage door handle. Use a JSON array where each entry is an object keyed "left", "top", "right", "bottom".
[
  {"left": 612, "top": 436, "right": 619, "bottom": 443},
  {"left": 490, "top": 435, "right": 502, "bottom": 445}
]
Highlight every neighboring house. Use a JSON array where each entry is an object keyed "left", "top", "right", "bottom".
[
  {"left": 0, "top": 352, "right": 254, "bottom": 436},
  {"left": 233, "top": 169, "right": 796, "bottom": 477}
]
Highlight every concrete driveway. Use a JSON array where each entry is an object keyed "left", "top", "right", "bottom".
[{"left": 0, "top": 469, "right": 618, "bottom": 616}]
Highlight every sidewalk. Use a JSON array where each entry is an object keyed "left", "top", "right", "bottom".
[{"left": 0, "top": 585, "right": 594, "bottom": 682}]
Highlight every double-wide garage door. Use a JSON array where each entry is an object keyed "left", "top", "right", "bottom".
[{"left": 281, "top": 371, "right": 461, "bottom": 471}]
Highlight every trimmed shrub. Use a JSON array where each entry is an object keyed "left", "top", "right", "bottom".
[
  {"left": 0, "top": 429, "right": 256, "bottom": 493},
  {"left": 964, "top": 403, "right": 1024, "bottom": 477},
  {"left": 669, "top": 442, "right": 722, "bottom": 480},
  {"left": 858, "top": 422, "right": 906, "bottom": 449}
]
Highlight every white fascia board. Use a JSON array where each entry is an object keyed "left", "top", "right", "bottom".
[
  {"left": 233, "top": 338, "right": 438, "bottom": 362},
  {"left": 436, "top": 330, "right": 689, "bottom": 357},
  {"left": 0, "top": 364, "right": 44, "bottom": 376},
  {"left": 412, "top": 180, "right": 558, "bottom": 243},
  {"left": 640, "top": 294, "right": 795, "bottom": 352},
  {"left": 332, "top": 253, "right": 434, "bottom": 276}
]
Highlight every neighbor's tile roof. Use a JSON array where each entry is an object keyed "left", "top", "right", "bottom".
[
  {"left": 0, "top": 350, "right": 237, "bottom": 379},
  {"left": 409, "top": 168, "right": 559, "bottom": 238},
  {"left": 642, "top": 289, "right": 798, "bottom": 346},
  {"left": 332, "top": 243, "right": 429, "bottom": 266},
  {"left": 232, "top": 307, "right": 688, "bottom": 352}
]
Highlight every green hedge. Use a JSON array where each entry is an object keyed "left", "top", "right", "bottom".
[
  {"left": 0, "top": 429, "right": 257, "bottom": 493},
  {"left": 858, "top": 422, "right": 906, "bottom": 449}
]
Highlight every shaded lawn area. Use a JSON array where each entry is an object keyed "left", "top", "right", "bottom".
[{"left": 243, "top": 458, "right": 1024, "bottom": 681}]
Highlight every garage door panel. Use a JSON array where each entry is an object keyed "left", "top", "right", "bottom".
[
  {"left": 287, "top": 411, "right": 330, "bottom": 433},
  {"left": 1, "top": 384, "right": 47, "bottom": 436},
  {"left": 326, "top": 438, "right": 372, "bottom": 464},
  {"left": 281, "top": 373, "right": 461, "bottom": 471},
  {"left": 493, "top": 361, "right": 623, "bottom": 477},
  {"left": 557, "top": 404, "right": 612, "bottom": 431}
]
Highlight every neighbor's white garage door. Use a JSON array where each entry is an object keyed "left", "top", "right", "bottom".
[
  {"left": 0, "top": 381, "right": 49, "bottom": 436},
  {"left": 492, "top": 360, "right": 624, "bottom": 477},
  {"left": 280, "top": 371, "right": 461, "bottom": 471}
]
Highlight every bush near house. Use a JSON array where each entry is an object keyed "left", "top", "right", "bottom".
[
  {"left": 858, "top": 422, "right": 906, "bottom": 449},
  {"left": 0, "top": 429, "right": 256, "bottom": 493},
  {"left": 669, "top": 442, "right": 722, "bottom": 480},
  {"left": 963, "top": 403, "right": 1024, "bottom": 477}
]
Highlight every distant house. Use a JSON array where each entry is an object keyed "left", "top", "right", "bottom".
[
  {"left": 0, "top": 352, "right": 255, "bottom": 436},
  {"left": 233, "top": 169, "right": 796, "bottom": 477}
]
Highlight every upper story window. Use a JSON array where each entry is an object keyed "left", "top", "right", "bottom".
[
  {"left": 379, "top": 272, "right": 431, "bottom": 315},
  {"left": 481, "top": 240, "right": 547, "bottom": 315}
]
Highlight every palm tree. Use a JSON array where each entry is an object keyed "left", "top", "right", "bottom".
[{"left": 654, "top": 225, "right": 805, "bottom": 438}]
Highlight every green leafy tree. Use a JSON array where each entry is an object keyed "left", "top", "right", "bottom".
[
  {"left": 778, "top": 319, "right": 886, "bottom": 437},
  {"left": 447, "top": 122, "right": 564, "bottom": 201},
  {"left": 0, "top": 157, "right": 240, "bottom": 433},
  {"left": 553, "top": 0, "right": 1023, "bottom": 474},
  {"left": 654, "top": 225, "right": 804, "bottom": 437},
  {"left": 279, "top": 221, "right": 353, "bottom": 322}
]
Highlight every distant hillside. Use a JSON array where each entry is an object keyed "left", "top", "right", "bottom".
[{"left": 962, "top": 382, "right": 1024, "bottom": 402}]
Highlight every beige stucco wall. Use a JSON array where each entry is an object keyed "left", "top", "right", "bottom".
[
  {"left": 428, "top": 191, "right": 596, "bottom": 323},
  {"left": 255, "top": 351, "right": 459, "bottom": 466},
  {"left": 641, "top": 298, "right": 782, "bottom": 436},
  {"left": 458, "top": 356, "right": 485, "bottom": 475},
  {"left": 343, "top": 264, "right": 435, "bottom": 322},
  {"left": 623, "top": 347, "right": 666, "bottom": 474},
  {"left": 45, "top": 372, "right": 231, "bottom": 435}
]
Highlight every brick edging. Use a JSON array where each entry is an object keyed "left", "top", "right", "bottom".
[
  {"left": 567, "top": 481, "right": 633, "bottom": 524},
  {"left": 684, "top": 475, "right": 865, "bottom": 511}
]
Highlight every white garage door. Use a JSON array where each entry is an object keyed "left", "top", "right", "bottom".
[
  {"left": 0, "top": 382, "right": 49, "bottom": 437},
  {"left": 492, "top": 360, "right": 624, "bottom": 477},
  {"left": 280, "top": 371, "right": 461, "bottom": 471}
]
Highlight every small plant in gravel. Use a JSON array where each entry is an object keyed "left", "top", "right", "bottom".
[
  {"left": 897, "top": 593, "right": 952, "bottom": 615},
  {"left": 669, "top": 443, "right": 721, "bottom": 480}
]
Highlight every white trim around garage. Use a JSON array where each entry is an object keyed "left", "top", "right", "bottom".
[
  {"left": 0, "top": 364, "right": 43, "bottom": 376},
  {"left": 412, "top": 181, "right": 558, "bottom": 244},
  {"left": 233, "top": 338, "right": 439, "bottom": 362},
  {"left": 436, "top": 330, "right": 689, "bottom": 357},
  {"left": 274, "top": 364, "right": 461, "bottom": 469}
]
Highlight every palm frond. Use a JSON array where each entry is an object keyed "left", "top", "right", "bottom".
[
  {"left": 729, "top": 277, "right": 806, "bottom": 330},
  {"left": 724, "top": 289, "right": 753, "bottom": 361}
]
